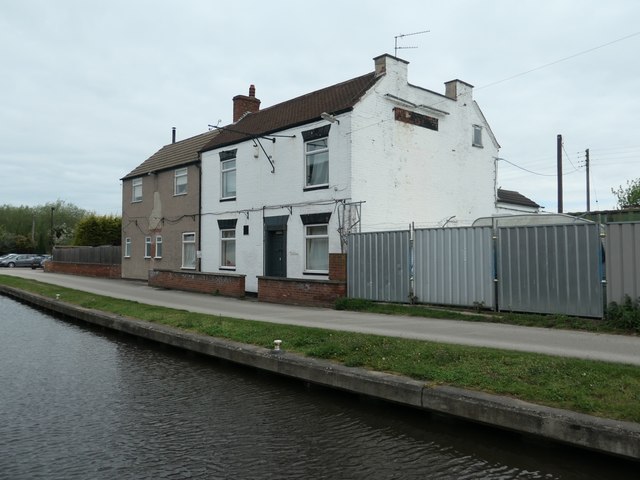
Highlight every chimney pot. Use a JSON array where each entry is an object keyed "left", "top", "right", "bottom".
[
  {"left": 172, "top": 127, "right": 176, "bottom": 144},
  {"left": 249, "top": 84, "right": 255, "bottom": 97}
]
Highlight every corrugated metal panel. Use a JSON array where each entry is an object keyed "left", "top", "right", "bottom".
[
  {"left": 414, "top": 227, "right": 495, "bottom": 308},
  {"left": 606, "top": 222, "right": 640, "bottom": 304},
  {"left": 347, "top": 231, "right": 410, "bottom": 302},
  {"left": 497, "top": 224, "right": 603, "bottom": 318}
]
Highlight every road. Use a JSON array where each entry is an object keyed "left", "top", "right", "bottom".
[{"left": 2, "top": 268, "right": 640, "bottom": 366}]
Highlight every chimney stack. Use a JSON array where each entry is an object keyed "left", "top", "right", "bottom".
[
  {"left": 233, "top": 84, "right": 261, "bottom": 122},
  {"left": 172, "top": 127, "right": 176, "bottom": 144},
  {"left": 444, "top": 79, "right": 474, "bottom": 101}
]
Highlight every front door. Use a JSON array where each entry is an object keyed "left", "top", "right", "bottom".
[{"left": 265, "top": 229, "right": 286, "bottom": 277}]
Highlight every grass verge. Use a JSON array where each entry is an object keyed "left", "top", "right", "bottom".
[{"left": 1, "top": 274, "right": 639, "bottom": 423}]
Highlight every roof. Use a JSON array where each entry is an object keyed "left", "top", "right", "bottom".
[
  {"left": 122, "top": 130, "right": 219, "bottom": 180},
  {"left": 497, "top": 188, "right": 540, "bottom": 208},
  {"left": 200, "top": 72, "right": 380, "bottom": 152}
]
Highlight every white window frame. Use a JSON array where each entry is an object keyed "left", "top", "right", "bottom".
[
  {"left": 144, "top": 236, "right": 152, "bottom": 258},
  {"left": 221, "top": 159, "right": 236, "bottom": 200},
  {"left": 131, "top": 178, "right": 143, "bottom": 202},
  {"left": 154, "top": 235, "right": 163, "bottom": 259},
  {"left": 304, "top": 223, "right": 329, "bottom": 273},
  {"left": 220, "top": 229, "right": 236, "bottom": 269},
  {"left": 472, "top": 125, "right": 483, "bottom": 148},
  {"left": 124, "top": 237, "right": 131, "bottom": 258},
  {"left": 174, "top": 168, "right": 188, "bottom": 196},
  {"left": 182, "top": 232, "right": 196, "bottom": 269},
  {"left": 304, "top": 137, "right": 329, "bottom": 188}
]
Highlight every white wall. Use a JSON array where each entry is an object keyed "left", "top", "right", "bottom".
[{"left": 201, "top": 121, "right": 351, "bottom": 292}]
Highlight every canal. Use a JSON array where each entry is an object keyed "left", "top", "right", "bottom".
[{"left": 0, "top": 295, "right": 636, "bottom": 479}]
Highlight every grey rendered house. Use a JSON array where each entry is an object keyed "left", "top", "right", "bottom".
[{"left": 121, "top": 129, "right": 218, "bottom": 280}]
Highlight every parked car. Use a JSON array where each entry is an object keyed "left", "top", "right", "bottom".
[
  {"left": 0, "top": 254, "right": 40, "bottom": 268},
  {"left": 31, "top": 255, "right": 51, "bottom": 269}
]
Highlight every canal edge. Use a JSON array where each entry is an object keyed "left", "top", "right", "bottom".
[{"left": 2, "top": 285, "right": 639, "bottom": 461}]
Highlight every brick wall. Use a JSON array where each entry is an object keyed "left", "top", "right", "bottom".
[
  {"left": 44, "top": 261, "right": 121, "bottom": 279},
  {"left": 329, "top": 253, "right": 347, "bottom": 281},
  {"left": 258, "top": 276, "right": 346, "bottom": 308},
  {"left": 148, "top": 269, "right": 245, "bottom": 298}
]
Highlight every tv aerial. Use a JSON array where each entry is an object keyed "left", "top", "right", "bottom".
[{"left": 394, "top": 30, "right": 430, "bottom": 57}]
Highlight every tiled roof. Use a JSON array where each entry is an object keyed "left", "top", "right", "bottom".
[
  {"left": 122, "top": 130, "right": 219, "bottom": 180},
  {"left": 497, "top": 188, "right": 540, "bottom": 208},
  {"left": 201, "top": 72, "right": 380, "bottom": 152}
]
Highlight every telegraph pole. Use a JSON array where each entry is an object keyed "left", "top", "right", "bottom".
[
  {"left": 557, "top": 134, "right": 563, "bottom": 213},
  {"left": 585, "top": 148, "right": 591, "bottom": 212}
]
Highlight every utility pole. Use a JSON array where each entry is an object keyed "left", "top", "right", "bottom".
[
  {"left": 557, "top": 134, "right": 563, "bottom": 213},
  {"left": 585, "top": 148, "right": 591, "bottom": 212}
]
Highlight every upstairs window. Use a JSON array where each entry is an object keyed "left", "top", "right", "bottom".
[
  {"left": 472, "top": 125, "right": 483, "bottom": 148},
  {"left": 132, "top": 178, "right": 143, "bottom": 202},
  {"left": 174, "top": 168, "right": 188, "bottom": 195},
  {"left": 220, "top": 149, "right": 237, "bottom": 201},
  {"left": 302, "top": 125, "right": 330, "bottom": 190}
]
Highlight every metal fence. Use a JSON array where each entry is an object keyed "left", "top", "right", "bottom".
[
  {"left": 347, "top": 230, "right": 410, "bottom": 303},
  {"left": 414, "top": 227, "right": 495, "bottom": 309},
  {"left": 496, "top": 224, "right": 603, "bottom": 318},
  {"left": 347, "top": 222, "right": 615, "bottom": 318},
  {"left": 53, "top": 246, "right": 121, "bottom": 265},
  {"left": 605, "top": 222, "right": 640, "bottom": 305}
]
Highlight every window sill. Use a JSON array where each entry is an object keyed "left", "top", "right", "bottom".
[
  {"left": 131, "top": 200, "right": 143, "bottom": 203},
  {"left": 303, "top": 185, "right": 329, "bottom": 192},
  {"left": 220, "top": 266, "right": 236, "bottom": 271},
  {"left": 472, "top": 144, "right": 484, "bottom": 148},
  {"left": 173, "top": 192, "right": 187, "bottom": 197},
  {"left": 303, "top": 271, "right": 329, "bottom": 276},
  {"left": 181, "top": 266, "right": 196, "bottom": 270},
  {"left": 220, "top": 197, "right": 236, "bottom": 202}
]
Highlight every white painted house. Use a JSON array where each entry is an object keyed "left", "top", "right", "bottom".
[{"left": 200, "top": 54, "right": 500, "bottom": 293}]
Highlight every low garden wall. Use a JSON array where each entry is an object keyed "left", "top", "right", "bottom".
[
  {"left": 148, "top": 269, "right": 245, "bottom": 298},
  {"left": 44, "top": 261, "right": 121, "bottom": 279}
]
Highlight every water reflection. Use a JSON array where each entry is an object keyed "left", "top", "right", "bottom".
[{"left": 0, "top": 295, "right": 636, "bottom": 479}]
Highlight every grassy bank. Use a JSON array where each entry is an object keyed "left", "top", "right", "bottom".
[{"left": 1, "top": 274, "right": 639, "bottom": 423}]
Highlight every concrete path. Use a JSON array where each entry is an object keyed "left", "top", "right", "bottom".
[{"left": 2, "top": 269, "right": 640, "bottom": 366}]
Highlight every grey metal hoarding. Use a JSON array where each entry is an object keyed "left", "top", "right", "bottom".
[
  {"left": 497, "top": 223, "right": 603, "bottom": 318},
  {"left": 347, "top": 230, "right": 410, "bottom": 303},
  {"left": 414, "top": 227, "right": 495, "bottom": 308},
  {"left": 605, "top": 222, "right": 640, "bottom": 304}
]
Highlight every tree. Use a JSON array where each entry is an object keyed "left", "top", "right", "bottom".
[
  {"left": 73, "top": 215, "right": 122, "bottom": 246},
  {"left": 612, "top": 178, "right": 640, "bottom": 209}
]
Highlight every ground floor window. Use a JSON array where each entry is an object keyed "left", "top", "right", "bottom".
[
  {"left": 144, "top": 236, "right": 152, "bottom": 258},
  {"left": 155, "top": 235, "right": 163, "bottom": 259},
  {"left": 220, "top": 229, "right": 236, "bottom": 268},
  {"left": 124, "top": 237, "right": 131, "bottom": 258},
  {"left": 182, "top": 232, "right": 196, "bottom": 269},
  {"left": 305, "top": 224, "right": 328, "bottom": 273}
]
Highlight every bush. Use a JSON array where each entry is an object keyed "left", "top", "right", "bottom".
[{"left": 606, "top": 295, "right": 640, "bottom": 333}]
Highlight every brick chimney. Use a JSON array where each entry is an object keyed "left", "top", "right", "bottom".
[
  {"left": 444, "top": 79, "right": 474, "bottom": 101},
  {"left": 233, "top": 84, "right": 261, "bottom": 122}
]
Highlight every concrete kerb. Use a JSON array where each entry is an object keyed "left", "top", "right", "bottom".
[{"left": 2, "top": 285, "right": 639, "bottom": 461}]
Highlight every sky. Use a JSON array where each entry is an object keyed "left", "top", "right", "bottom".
[{"left": 1, "top": 0, "right": 639, "bottom": 217}]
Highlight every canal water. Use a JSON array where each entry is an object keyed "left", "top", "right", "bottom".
[{"left": 0, "top": 295, "right": 636, "bottom": 479}]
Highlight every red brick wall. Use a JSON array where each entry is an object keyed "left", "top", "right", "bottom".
[
  {"left": 148, "top": 269, "right": 245, "bottom": 298},
  {"left": 44, "top": 261, "right": 121, "bottom": 279},
  {"left": 258, "top": 276, "right": 346, "bottom": 308},
  {"left": 329, "top": 253, "right": 347, "bottom": 281}
]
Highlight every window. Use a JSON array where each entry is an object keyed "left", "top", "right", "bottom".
[
  {"left": 305, "top": 224, "right": 329, "bottom": 273},
  {"left": 305, "top": 138, "right": 329, "bottom": 188},
  {"left": 220, "top": 230, "right": 236, "bottom": 268},
  {"left": 302, "top": 125, "right": 330, "bottom": 189},
  {"left": 124, "top": 237, "right": 131, "bottom": 258},
  {"left": 220, "top": 149, "right": 237, "bottom": 200},
  {"left": 473, "top": 125, "right": 483, "bottom": 147},
  {"left": 221, "top": 159, "right": 236, "bottom": 199},
  {"left": 132, "top": 178, "right": 142, "bottom": 202},
  {"left": 174, "top": 168, "right": 188, "bottom": 195},
  {"left": 144, "top": 236, "right": 152, "bottom": 258},
  {"left": 182, "top": 232, "right": 196, "bottom": 269},
  {"left": 155, "top": 235, "right": 163, "bottom": 258}
]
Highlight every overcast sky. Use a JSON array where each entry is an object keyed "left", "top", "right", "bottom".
[{"left": 1, "top": 0, "right": 638, "bottom": 217}]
